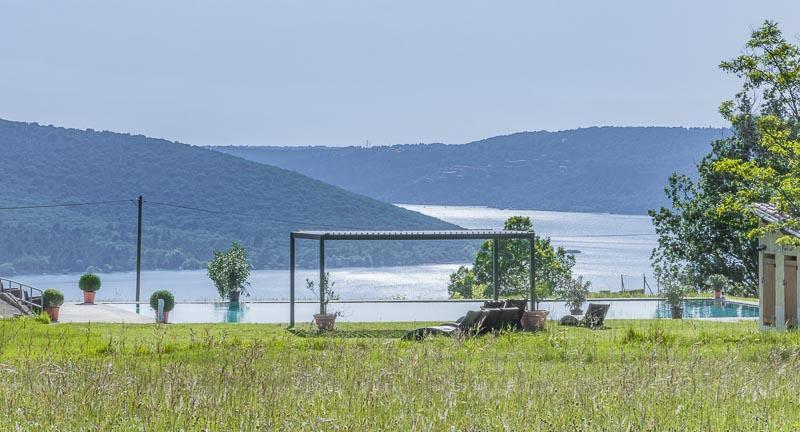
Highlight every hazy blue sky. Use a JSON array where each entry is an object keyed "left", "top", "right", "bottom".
[{"left": 2, "top": 1, "right": 800, "bottom": 146}]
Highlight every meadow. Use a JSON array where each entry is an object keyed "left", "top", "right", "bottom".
[{"left": 0, "top": 318, "right": 798, "bottom": 431}]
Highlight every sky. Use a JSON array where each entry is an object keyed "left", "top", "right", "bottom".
[{"left": 2, "top": 1, "right": 800, "bottom": 147}]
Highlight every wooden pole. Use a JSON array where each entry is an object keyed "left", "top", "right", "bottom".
[{"left": 135, "top": 195, "right": 143, "bottom": 309}]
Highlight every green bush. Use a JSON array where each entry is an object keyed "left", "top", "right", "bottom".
[
  {"left": 78, "top": 273, "right": 101, "bottom": 292},
  {"left": 42, "top": 289, "right": 64, "bottom": 308},
  {"left": 207, "top": 242, "right": 252, "bottom": 300},
  {"left": 149, "top": 290, "right": 175, "bottom": 312}
]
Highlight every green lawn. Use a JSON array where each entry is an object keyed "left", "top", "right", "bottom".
[{"left": 1, "top": 318, "right": 798, "bottom": 431}]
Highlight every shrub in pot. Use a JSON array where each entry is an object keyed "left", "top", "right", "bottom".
[
  {"left": 149, "top": 290, "right": 175, "bottom": 323},
  {"left": 660, "top": 272, "right": 689, "bottom": 319},
  {"left": 557, "top": 275, "right": 591, "bottom": 315},
  {"left": 42, "top": 288, "right": 64, "bottom": 322},
  {"left": 207, "top": 242, "right": 252, "bottom": 303},
  {"left": 78, "top": 273, "right": 101, "bottom": 304},
  {"left": 306, "top": 272, "right": 340, "bottom": 331},
  {"left": 706, "top": 274, "right": 728, "bottom": 299}
]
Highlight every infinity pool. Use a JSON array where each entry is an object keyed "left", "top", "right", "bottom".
[{"left": 112, "top": 299, "right": 758, "bottom": 324}]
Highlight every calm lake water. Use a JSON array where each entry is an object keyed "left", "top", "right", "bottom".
[
  {"left": 15, "top": 205, "right": 657, "bottom": 302},
  {"left": 402, "top": 204, "right": 657, "bottom": 292}
]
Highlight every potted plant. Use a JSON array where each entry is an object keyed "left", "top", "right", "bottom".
[
  {"left": 521, "top": 308, "right": 549, "bottom": 331},
  {"left": 207, "top": 242, "right": 252, "bottom": 303},
  {"left": 661, "top": 276, "right": 688, "bottom": 319},
  {"left": 149, "top": 290, "right": 175, "bottom": 323},
  {"left": 42, "top": 288, "right": 64, "bottom": 322},
  {"left": 521, "top": 287, "right": 549, "bottom": 331},
  {"left": 706, "top": 274, "right": 728, "bottom": 299},
  {"left": 306, "top": 272, "right": 340, "bottom": 331},
  {"left": 78, "top": 273, "right": 101, "bottom": 304},
  {"left": 557, "top": 275, "right": 591, "bottom": 315}
]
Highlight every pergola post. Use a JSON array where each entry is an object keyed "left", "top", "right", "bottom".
[
  {"left": 289, "top": 233, "right": 296, "bottom": 327},
  {"left": 319, "top": 238, "right": 325, "bottom": 315},
  {"left": 492, "top": 238, "right": 499, "bottom": 301},
  {"left": 529, "top": 234, "right": 536, "bottom": 310}
]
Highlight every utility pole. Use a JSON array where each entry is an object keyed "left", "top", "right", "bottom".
[{"left": 135, "top": 195, "right": 143, "bottom": 309}]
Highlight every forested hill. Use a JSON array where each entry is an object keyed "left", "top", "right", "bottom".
[
  {"left": 0, "top": 119, "right": 466, "bottom": 275},
  {"left": 215, "top": 127, "right": 727, "bottom": 214}
]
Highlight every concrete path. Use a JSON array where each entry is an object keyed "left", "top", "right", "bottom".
[{"left": 57, "top": 303, "right": 153, "bottom": 324}]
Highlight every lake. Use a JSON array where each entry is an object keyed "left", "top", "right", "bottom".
[{"left": 14, "top": 205, "right": 657, "bottom": 301}]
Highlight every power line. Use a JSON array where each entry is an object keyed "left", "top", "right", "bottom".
[
  {"left": 144, "top": 199, "right": 372, "bottom": 230},
  {"left": 0, "top": 197, "right": 684, "bottom": 238},
  {"left": 0, "top": 199, "right": 131, "bottom": 210}
]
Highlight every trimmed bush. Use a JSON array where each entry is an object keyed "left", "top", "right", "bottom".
[
  {"left": 78, "top": 273, "right": 101, "bottom": 292},
  {"left": 42, "top": 289, "right": 64, "bottom": 308},
  {"left": 149, "top": 290, "right": 175, "bottom": 312}
]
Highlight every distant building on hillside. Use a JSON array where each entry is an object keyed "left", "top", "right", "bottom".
[{"left": 753, "top": 203, "right": 799, "bottom": 330}]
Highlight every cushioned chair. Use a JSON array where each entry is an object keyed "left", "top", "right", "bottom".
[
  {"left": 504, "top": 299, "right": 527, "bottom": 327},
  {"left": 559, "top": 303, "right": 611, "bottom": 329},
  {"left": 478, "top": 308, "right": 503, "bottom": 334}
]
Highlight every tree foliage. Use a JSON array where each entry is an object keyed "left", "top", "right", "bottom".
[
  {"left": 649, "top": 21, "right": 800, "bottom": 296},
  {"left": 447, "top": 216, "right": 574, "bottom": 300},
  {"left": 207, "top": 242, "right": 252, "bottom": 300},
  {"left": 714, "top": 21, "right": 800, "bottom": 246}
]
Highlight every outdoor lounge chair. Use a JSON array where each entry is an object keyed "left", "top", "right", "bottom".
[
  {"left": 403, "top": 309, "right": 487, "bottom": 340},
  {"left": 504, "top": 299, "right": 527, "bottom": 327},
  {"left": 559, "top": 303, "right": 611, "bottom": 328}
]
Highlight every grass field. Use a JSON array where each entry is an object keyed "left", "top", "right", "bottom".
[{"left": 1, "top": 318, "right": 798, "bottom": 431}]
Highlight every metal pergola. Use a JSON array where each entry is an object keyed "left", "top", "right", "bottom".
[{"left": 289, "top": 229, "right": 537, "bottom": 327}]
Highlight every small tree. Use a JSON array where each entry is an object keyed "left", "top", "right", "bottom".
[
  {"left": 659, "top": 266, "right": 690, "bottom": 310},
  {"left": 305, "top": 272, "right": 340, "bottom": 316},
  {"left": 447, "top": 266, "right": 476, "bottom": 299},
  {"left": 557, "top": 275, "right": 591, "bottom": 313},
  {"left": 207, "top": 242, "right": 252, "bottom": 300},
  {"left": 452, "top": 216, "right": 575, "bottom": 299},
  {"left": 705, "top": 274, "right": 729, "bottom": 294}
]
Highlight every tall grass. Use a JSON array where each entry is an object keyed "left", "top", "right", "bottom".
[{"left": 0, "top": 318, "right": 798, "bottom": 430}]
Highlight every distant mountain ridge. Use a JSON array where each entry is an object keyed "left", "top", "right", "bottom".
[
  {"left": 214, "top": 126, "right": 727, "bottom": 214},
  {"left": 0, "top": 119, "right": 467, "bottom": 275}
]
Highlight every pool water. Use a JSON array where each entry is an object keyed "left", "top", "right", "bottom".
[{"left": 113, "top": 299, "right": 758, "bottom": 324}]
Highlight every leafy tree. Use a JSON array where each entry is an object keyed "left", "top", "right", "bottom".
[
  {"left": 650, "top": 21, "right": 800, "bottom": 296},
  {"left": 207, "top": 242, "right": 252, "bottom": 300},
  {"left": 714, "top": 21, "right": 800, "bottom": 246},
  {"left": 448, "top": 216, "right": 574, "bottom": 300},
  {"left": 447, "top": 265, "right": 476, "bottom": 299}
]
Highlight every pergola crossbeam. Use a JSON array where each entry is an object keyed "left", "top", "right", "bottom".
[{"left": 288, "top": 229, "right": 536, "bottom": 327}]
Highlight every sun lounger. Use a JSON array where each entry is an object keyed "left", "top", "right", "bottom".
[
  {"left": 403, "top": 309, "right": 486, "bottom": 340},
  {"left": 504, "top": 299, "right": 527, "bottom": 327},
  {"left": 559, "top": 303, "right": 610, "bottom": 328}
]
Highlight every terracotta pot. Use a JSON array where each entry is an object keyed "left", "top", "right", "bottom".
[
  {"left": 82, "top": 291, "right": 96, "bottom": 304},
  {"left": 46, "top": 306, "right": 60, "bottom": 322},
  {"left": 521, "top": 310, "right": 549, "bottom": 331},
  {"left": 671, "top": 306, "right": 683, "bottom": 319},
  {"left": 229, "top": 291, "right": 240, "bottom": 303},
  {"left": 313, "top": 313, "right": 337, "bottom": 331},
  {"left": 714, "top": 290, "right": 722, "bottom": 299},
  {"left": 156, "top": 310, "right": 170, "bottom": 324}
]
